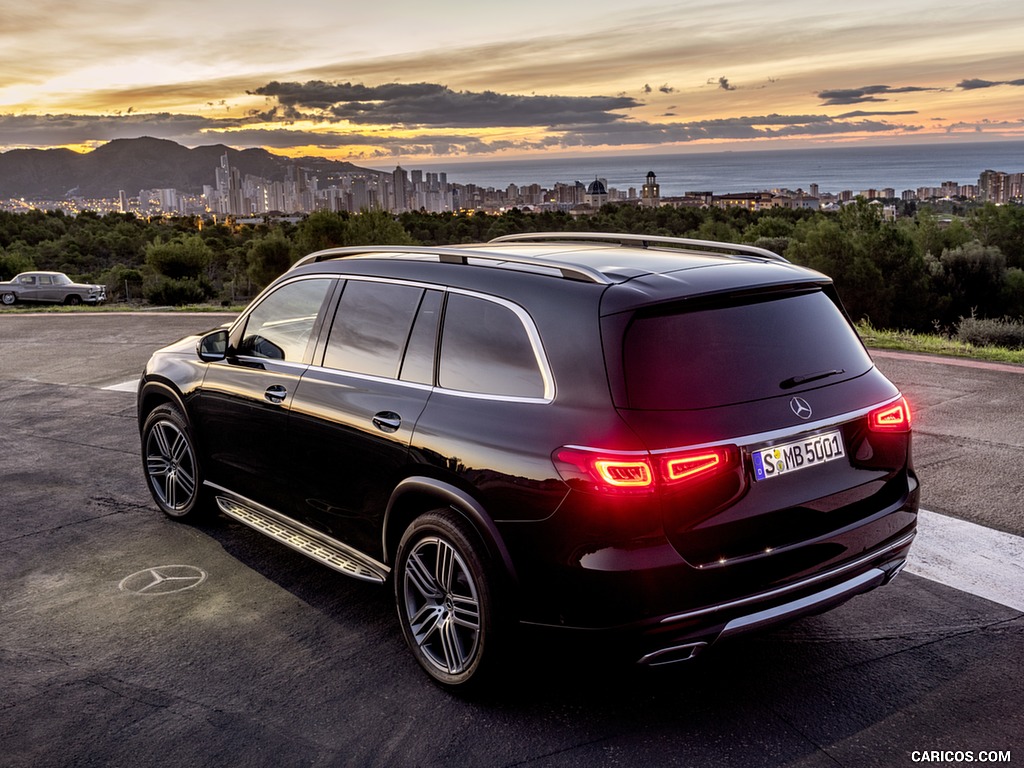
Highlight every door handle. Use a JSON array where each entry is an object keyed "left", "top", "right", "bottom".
[
  {"left": 264, "top": 385, "right": 287, "bottom": 404},
  {"left": 372, "top": 411, "right": 402, "bottom": 433}
]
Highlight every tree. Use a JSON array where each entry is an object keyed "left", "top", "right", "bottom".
[
  {"left": 145, "top": 234, "right": 213, "bottom": 280},
  {"left": 0, "top": 245, "right": 35, "bottom": 280},
  {"left": 345, "top": 209, "right": 415, "bottom": 246},
  {"left": 144, "top": 234, "right": 214, "bottom": 305},
  {"left": 247, "top": 232, "right": 295, "bottom": 289},
  {"left": 295, "top": 211, "right": 351, "bottom": 254},
  {"left": 931, "top": 241, "right": 1009, "bottom": 323},
  {"left": 969, "top": 203, "right": 1024, "bottom": 268}
]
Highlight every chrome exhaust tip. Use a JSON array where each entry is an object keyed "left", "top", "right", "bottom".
[{"left": 638, "top": 641, "right": 708, "bottom": 666}]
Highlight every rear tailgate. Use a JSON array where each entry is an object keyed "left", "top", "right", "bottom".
[{"left": 604, "top": 282, "right": 916, "bottom": 580}]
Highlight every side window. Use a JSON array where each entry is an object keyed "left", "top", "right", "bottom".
[
  {"left": 438, "top": 293, "right": 545, "bottom": 398},
  {"left": 400, "top": 290, "right": 442, "bottom": 385},
  {"left": 237, "top": 278, "right": 332, "bottom": 362},
  {"left": 324, "top": 281, "right": 424, "bottom": 378},
  {"left": 38, "top": 275, "right": 53, "bottom": 285}
]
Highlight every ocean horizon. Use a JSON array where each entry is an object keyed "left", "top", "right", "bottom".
[{"left": 398, "top": 140, "right": 1024, "bottom": 197}]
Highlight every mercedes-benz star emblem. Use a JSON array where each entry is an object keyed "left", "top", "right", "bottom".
[
  {"left": 790, "top": 396, "right": 813, "bottom": 420},
  {"left": 119, "top": 565, "right": 208, "bottom": 595}
]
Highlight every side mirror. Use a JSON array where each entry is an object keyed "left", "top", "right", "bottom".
[{"left": 197, "top": 329, "right": 229, "bottom": 362}]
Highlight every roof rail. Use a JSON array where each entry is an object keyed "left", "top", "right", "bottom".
[
  {"left": 488, "top": 231, "right": 788, "bottom": 263},
  {"left": 288, "top": 245, "right": 612, "bottom": 284}
]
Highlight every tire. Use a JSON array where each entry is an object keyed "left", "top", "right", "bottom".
[
  {"left": 394, "top": 509, "right": 505, "bottom": 688},
  {"left": 141, "top": 404, "right": 207, "bottom": 520},
  {"left": 1, "top": 292, "right": 15, "bottom": 306},
  {"left": 64, "top": 294, "right": 82, "bottom": 306}
]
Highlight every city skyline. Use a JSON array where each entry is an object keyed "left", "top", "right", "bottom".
[{"left": 3, "top": 0, "right": 1023, "bottom": 163}]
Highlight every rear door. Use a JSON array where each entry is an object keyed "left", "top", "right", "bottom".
[{"left": 285, "top": 279, "right": 440, "bottom": 558}]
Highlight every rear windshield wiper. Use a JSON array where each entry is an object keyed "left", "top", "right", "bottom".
[{"left": 779, "top": 368, "right": 845, "bottom": 389}]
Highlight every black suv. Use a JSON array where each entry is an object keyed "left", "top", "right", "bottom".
[{"left": 138, "top": 232, "right": 918, "bottom": 686}]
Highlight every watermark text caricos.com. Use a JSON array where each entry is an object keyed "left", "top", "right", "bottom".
[{"left": 911, "top": 751, "right": 1011, "bottom": 764}]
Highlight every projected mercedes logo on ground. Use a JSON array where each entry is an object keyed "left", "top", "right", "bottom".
[{"left": 119, "top": 565, "right": 208, "bottom": 595}]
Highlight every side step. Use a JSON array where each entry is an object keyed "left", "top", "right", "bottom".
[{"left": 215, "top": 494, "right": 389, "bottom": 584}]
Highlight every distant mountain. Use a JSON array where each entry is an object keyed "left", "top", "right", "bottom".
[{"left": 0, "top": 137, "right": 381, "bottom": 198}]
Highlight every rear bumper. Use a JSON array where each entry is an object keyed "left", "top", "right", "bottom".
[
  {"left": 637, "top": 530, "right": 912, "bottom": 665},
  {"left": 516, "top": 516, "right": 916, "bottom": 665}
]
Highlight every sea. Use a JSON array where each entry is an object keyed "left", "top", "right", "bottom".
[{"left": 407, "top": 140, "right": 1024, "bottom": 197}]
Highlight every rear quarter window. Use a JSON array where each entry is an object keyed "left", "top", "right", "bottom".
[
  {"left": 622, "top": 290, "right": 873, "bottom": 410},
  {"left": 438, "top": 293, "right": 547, "bottom": 399}
]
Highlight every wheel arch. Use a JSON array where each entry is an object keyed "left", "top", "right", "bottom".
[
  {"left": 137, "top": 380, "right": 189, "bottom": 432},
  {"left": 383, "top": 477, "right": 519, "bottom": 587}
]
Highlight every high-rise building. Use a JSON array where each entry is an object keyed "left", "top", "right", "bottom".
[
  {"left": 392, "top": 166, "right": 409, "bottom": 212},
  {"left": 979, "top": 170, "right": 1009, "bottom": 204}
]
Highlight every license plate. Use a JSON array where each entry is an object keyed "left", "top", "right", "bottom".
[{"left": 752, "top": 429, "right": 845, "bottom": 481}]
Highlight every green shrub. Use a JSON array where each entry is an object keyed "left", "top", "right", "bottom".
[
  {"left": 144, "top": 276, "right": 212, "bottom": 306},
  {"left": 955, "top": 315, "right": 1024, "bottom": 349}
]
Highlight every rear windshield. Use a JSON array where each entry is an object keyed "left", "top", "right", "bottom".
[{"left": 622, "top": 290, "right": 873, "bottom": 410}]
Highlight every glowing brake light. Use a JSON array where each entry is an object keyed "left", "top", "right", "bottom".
[
  {"left": 593, "top": 459, "right": 653, "bottom": 488},
  {"left": 554, "top": 445, "right": 734, "bottom": 494},
  {"left": 868, "top": 396, "right": 912, "bottom": 432},
  {"left": 662, "top": 451, "right": 723, "bottom": 482}
]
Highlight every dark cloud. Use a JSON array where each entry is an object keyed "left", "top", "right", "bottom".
[
  {"left": 957, "top": 78, "right": 1024, "bottom": 90},
  {"left": 659, "top": 84, "right": 675, "bottom": 94},
  {"left": 252, "top": 80, "right": 639, "bottom": 129},
  {"left": 718, "top": 77, "right": 736, "bottom": 92},
  {"left": 558, "top": 114, "right": 920, "bottom": 146},
  {"left": 217, "top": 127, "right": 551, "bottom": 156},
  {"left": 944, "top": 118, "right": 1024, "bottom": 133},
  {"left": 817, "top": 84, "right": 937, "bottom": 106},
  {"left": 837, "top": 110, "right": 918, "bottom": 118},
  {"left": 0, "top": 112, "right": 219, "bottom": 146}
]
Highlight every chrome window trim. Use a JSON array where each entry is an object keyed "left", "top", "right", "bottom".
[
  {"left": 231, "top": 356, "right": 311, "bottom": 374},
  {"left": 228, "top": 273, "right": 337, "bottom": 336},
  {"left": 441, "top": 287, "right": 555, "bottom": 402},
  {"left": 304, "top": 364, "right": 435, "bottom": 394},
  {"left": 310, "top": 275, "right": 556, "bottom": 404}
]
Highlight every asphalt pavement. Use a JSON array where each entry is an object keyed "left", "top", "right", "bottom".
[{"left": 1, "top": 313, "right": 1021, "bottom": 768}]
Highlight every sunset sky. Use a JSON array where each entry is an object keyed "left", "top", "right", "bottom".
[{"left": 2, "top": 0, "right": 1023, "bottom": 163}]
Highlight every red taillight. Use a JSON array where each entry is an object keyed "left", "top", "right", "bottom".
[
  {"left": 869, "top": 396, "right": 912, "bottom": 432},
  {"left": 554, "top": 445, "right": 734, "bottom": 494},
  {"left": 660, "top": 450, "right": 724, "bottom": 483},
  {"left": 593, "top": 458, "right": 653, "bottom": 488},
  {"left": 554, "top": 448, "right": 655, "bottom": 493}
]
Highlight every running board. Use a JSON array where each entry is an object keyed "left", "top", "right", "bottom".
[{"left": 214, "top": 494, "right": 389, "bottom": 584}]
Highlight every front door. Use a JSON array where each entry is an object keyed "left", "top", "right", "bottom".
[{"left": 191, "top": 277, "right": 335, "bottom": 511}]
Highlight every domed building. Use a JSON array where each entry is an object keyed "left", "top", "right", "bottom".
[{"left": 584, "top": 178, "right": 609, "bottom": 208}]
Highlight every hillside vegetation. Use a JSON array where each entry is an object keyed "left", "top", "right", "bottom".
[{"left": 1, "top": 202, "right": 1023, "bottom": 347}]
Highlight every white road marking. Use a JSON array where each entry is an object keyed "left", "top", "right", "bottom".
[
  {"left": 103, "top": 379, "right": 139, "bottom": 392},
  {"left": 908, "top": 509, "right": 1024, "bottom": 612}
]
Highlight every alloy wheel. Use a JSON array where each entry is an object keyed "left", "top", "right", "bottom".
[
  {"left": 401, "top": 535, "right": 482, "bottom": 677},
  {"left": 145, "top": 418, "right": 198, "bottom": 513}
]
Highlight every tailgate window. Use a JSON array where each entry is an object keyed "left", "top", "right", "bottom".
[{"left": 622, "top": 290, "right": 872, "bottom": 410}]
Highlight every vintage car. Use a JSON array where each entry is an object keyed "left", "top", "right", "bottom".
[{"left": 0, "top": 271, "right": 106, "bottom": 306}]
